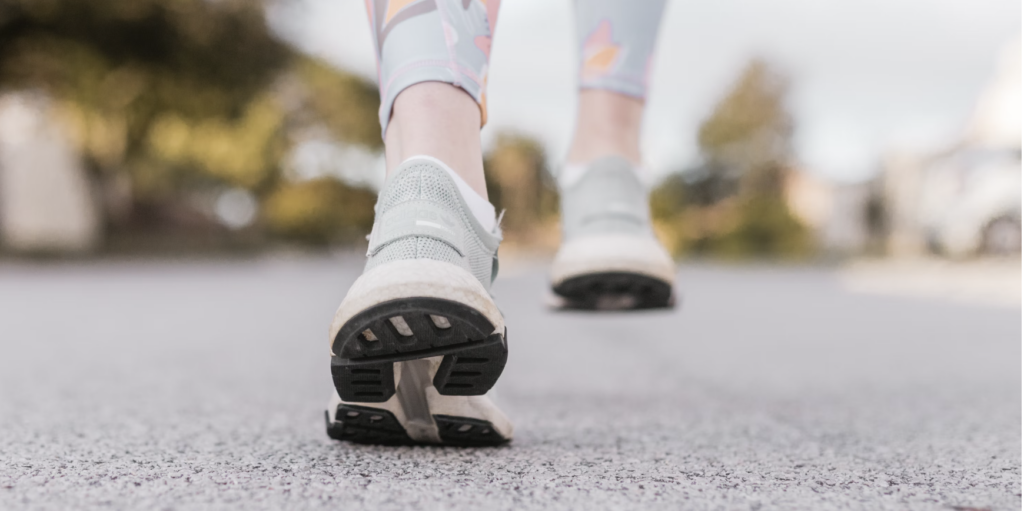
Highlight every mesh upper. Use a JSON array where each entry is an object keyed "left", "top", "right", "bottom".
[
  {"left": 560, "top": 156, "right": 652, "bottom": 242},
  {"left": 377, "top": 164, "right": 463, "bottom": 213},
  {"left": 372, "top": 237, "right": 462, "bottom": 268},
  {"left": 365, "top": 162, "right": 497, "bottom": 290}
]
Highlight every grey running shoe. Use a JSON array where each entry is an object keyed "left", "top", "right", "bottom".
[
  {"left": 325, "top": 156, "right": 512, "bottom": 446},
  {"left": 550, "top": 155, "right": 676, "bottom": 310}
]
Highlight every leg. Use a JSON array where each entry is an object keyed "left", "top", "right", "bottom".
[
  {"left": 550, "top": 0, "right": 676, "bottom": 311},
  {"left": 385, "top": 82, "right": 486, "bottom": 197},
  {"left": 567, "top": 90, "right": 644, "bottom": 166},
  {"left": 325, "top": 0, "right": 513, "bottom": 447},
  {"left": 372, "top": 0, "right": 500, "bottom": 199},
  {"left": 566, "top": 0, "right": 666, "bottom": 167}
]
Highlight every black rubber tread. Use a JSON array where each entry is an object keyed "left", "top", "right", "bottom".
[
  {"left": 552, "top": 271, "right": 674, "bottom": 310},
  {"left": 333, "top": 297, "right": 496, "bottom": 358},
  {"left": 330, "top": 361, "right": 398, "bottom": 403},
  {"left": 432, "top": 329, "right": 507, "bottom": 396},
  {"left": 331, "top": 297, "right": 508, "bottom": 403},
  {"left": 433, "top": 415, "right": 509, "bottom": 447},
  {"left": 325, "top": 405, "right": 413, "bottom": 445}
]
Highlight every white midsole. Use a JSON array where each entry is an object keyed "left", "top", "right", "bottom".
[
  {"left": 550, "top": 234, "right": 677, "bottom": 285},
  {"left": 328, "top": 259, "right": 504, "bottom": 356}
]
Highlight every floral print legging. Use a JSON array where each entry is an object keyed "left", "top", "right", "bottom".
[{"left": 364, "top": 0, "right": 667, "bottom": 138}]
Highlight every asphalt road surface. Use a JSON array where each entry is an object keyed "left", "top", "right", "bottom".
[{"left": 0, "top": 255, "right": 1019, "bottom": 510}]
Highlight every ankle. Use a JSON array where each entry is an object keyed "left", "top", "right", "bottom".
[
  {"left": 566, "top": 90, "right": 644, "bottom": 166},
  {"left": 384, "top": 82, "right": 488, "bottom": 199}
]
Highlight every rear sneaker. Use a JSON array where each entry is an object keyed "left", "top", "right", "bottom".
[
  {"left": 550, "top": 156, "right": 676, "bottom": 310},
  {"left": 325, "top": 156, "right": 512, "bottom": 446}
]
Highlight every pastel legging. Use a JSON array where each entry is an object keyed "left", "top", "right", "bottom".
[{"left": 364, "top": 0, "right": 666, "bottom": 138}]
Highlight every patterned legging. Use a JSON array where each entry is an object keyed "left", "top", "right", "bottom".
[{"left": 364, "top": 0, "right": 667, "bottom": 138}]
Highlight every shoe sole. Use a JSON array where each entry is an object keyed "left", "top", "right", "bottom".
[
  {"left": 550, "top": 235, "right": 676, "bottom": 311},
  {"left": 324, "top": 404, "right": 413, "bottom": 445},
  {"left": 324, "top": 405, "right": 510, "bottom": 447},
  {"left": 552, "top": 271, "right": 675, "bottom": 310},
  {"left": 331, "top": 296, "right": 508, "bottom": 403},
  {"left": 325, "top": 357, "right": 513, "bottom": 447}
]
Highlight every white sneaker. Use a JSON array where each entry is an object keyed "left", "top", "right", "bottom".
[
  {"left": 325, "top": 157, "right": 512, "bottom": 446},
  {"left": 550, "top": 156, "right": 676, "bottom": 310}
]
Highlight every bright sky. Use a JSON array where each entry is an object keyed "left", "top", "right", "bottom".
[{"left": 270, "top": 0, "right": 1020, "bottom": 183}]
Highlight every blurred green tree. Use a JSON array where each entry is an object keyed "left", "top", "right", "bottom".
[
  {"left": 0, "top": 0, "right": 382, "bottom": 245},
  {"left": 652, "top": 59, "right": 811, "bottom": 258},
  {"left": 697, "top": 58, "right": 793, "bottom": 197},
  {"left": 263, "top": 177, "right": 377, "bottom": 245},
  {"left": 0, "top": 0, "right": 289, "bottom": 177},
  {"left": 483, "top": 133, "right": 560, "bottom": 247}
]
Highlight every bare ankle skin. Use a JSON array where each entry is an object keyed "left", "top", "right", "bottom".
[
  {"left": 566, "top": 89, "right": 644, "bottom": 167},
  {"left": 384, "top": 82, "right": 488, "bottom": 199}
]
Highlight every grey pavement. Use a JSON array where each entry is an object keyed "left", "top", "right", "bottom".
[{"left": 0, "top": 255, "right": 1019, "bottom": 510}]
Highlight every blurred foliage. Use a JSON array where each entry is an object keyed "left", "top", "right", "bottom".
[
  {"left": 144, "top": 95, "right": 286, "bottom": 190},
  {"left": 698, "top": 61, "right": 792, "bottom": 174},
  {"left": 263, "top": 177, "right": 377, "bottom": 245},
  {"left": 293, "top": 58, "right": 382, "bottom": 151},
  {"left": 652, "top": 59, "right": 811, "bottom": 259},
  {"left": 0, "top": 0, "right": 382, "bottom": 246},
  {"left": 0, "top": 0, "right": 289, "bottom": 116},
  {"left": 484, "top": 133, "right": 560, "bottom": 246},
  {"left": 0, "top": 2, "right": 813, "bottom": 255}
]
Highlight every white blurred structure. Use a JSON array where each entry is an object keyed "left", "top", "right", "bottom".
[
  {"left": 917, "top": 146, "right": 1020, "bottom": 256},
  {"left": 788, "top": 35, "right": 1022, "bottom": 257},
  {"left": 965, "top": 35, "right": 1022, "bottom": 149},
  {"left": 884, "top": 36, "right": 1022, "bottom": 257},
  {"left": 0, "top": 93, "right": 101, "bottom": 253}
]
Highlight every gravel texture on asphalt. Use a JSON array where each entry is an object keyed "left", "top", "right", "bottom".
[{"left": 0, "top": 256, "right": 1019, "bottom": 510}]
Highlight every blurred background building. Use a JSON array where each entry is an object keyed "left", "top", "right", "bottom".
[
  {"left": 883, "top": 36, "right": 1021, "bottom": 258},
  {"left": 0, "top": 93, "right": 101, "bottom": 252},
  {"left": 0, "top": 0, "right": 1018, "bottom": 260}
]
